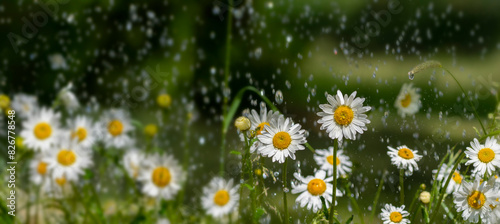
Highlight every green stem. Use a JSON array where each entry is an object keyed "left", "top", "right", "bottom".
[
  {"left": 320, "top": 196, "right": 329, "bottom": 220},
  {"left": 429, "top": 152, "right": 465, "bottom": 223},
  {"left": 179, "top": 114, "right": 190, "bottom": 207},
  {"left": 441, "top": 202, "right": 456, "bottom": 222},
  {"left": 369, "top": 170, "right": 387, "bottom": 222},
  {"left": 220, "top": 0, "right": 234, "bottom": 177},
  {"left": 399, "top": 169, "right": 405, "bottom": 206},
  {"left": 72, "top": 183, "right": 100, "bottom": 224},
  {"left": 409, "top": 201, "right": 421, "bottom": 224},
  {"left": 244, "top": 133, "right": 256, "bottom": 223},
  {"left": 258, "top": 157, "right": 267, "bottom": 199},
  {"left": 239, "top": 135, "right": 248, "bottom": 221},
  {"left": 305, "top": 142, "right": 316, "bottom": 154},
  {"left": 329, "top": 139, "right": 338, "bottom": 224},
  {"left": 429, "top": 148, "right": 452, "bottom": 209},
  {"left": 444, "top": 68, "right": 487, "bottom": 135},
  {"left": 408, "top": 187, "right": 421, "bottom": 217},
  {"left": 421, "top": 204, "right": 430, "bottom": 224},
  {"left": 283, "top": 158, "right": 289, "bottom": 224},
  {"left": 344, "top": 181, "right": 364, "bottom": 224}
]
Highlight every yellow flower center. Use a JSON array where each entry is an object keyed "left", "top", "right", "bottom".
[
  {"left": 272, "top": 131, "right": 292, "bottom": 150},
  {"left": 213, "top": 190, "right": 230, "bottom": 206},
  {"left": 452, "top": 171, "right": 462, "bottom": 184},
  {"left": 326, "top": 155, "right": 341, "bottom": 166},
  {"left": 157, "top": 94, "right": 172, "bottom": 108},
  {"left": 151, "top": 167, "right": 171, "bottom": 188},
  {"left": 57, "top": 150, "right": 77, "bottom": 166},
  {"left": 0, "top": 94, "right": 10, "bottom": 109},
  {"left": 307, "top": 178, "right": 327, "bottom": 196},
  {"left": 389, "top": 211, "right": 403, "bottom": 223},
  {"left": 108, "top": 120, "right": 124, "bottom": 137},
  {"left": 467, "top": 191, "right": 486, "bottom": 209},
  {"left": 144, "top": 124, "right": 158, "bottom": 137},
  {"left": 256, "top": 122, "right": 270, "bottom": 135},
  {"left": 71, "top": 127, "right": 87, "bottom": 142},
  {"left": 397, "top": 148, "right": 414, "bottom": 160},
  {"left": 37, "top": 161, "right": 48, "bottom": 175},
  {"left": 33, "top": 122, "right": 52, "bottom": 140},
  {"left": 55, "top": 177, "right": 66, "bottom": 186},
  {"left": 478, "top": 148, "right": 495, "bottom": 163},
  {"left": 400, "top": 94, "right": 411, "bottom": 108},
  {"left": 333, "top": 105, "right": 354, "bottom": 126}
]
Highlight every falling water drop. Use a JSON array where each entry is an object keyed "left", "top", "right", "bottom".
[
  {"left": 275, "top": 90, "right": 283, "bottom": 104},
  {"left": 408, "top": 72, "right": 415, "bottom": 80}
]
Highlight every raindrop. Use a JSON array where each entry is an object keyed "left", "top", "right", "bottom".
[
  {"left": 283, "top": 187, "right": 289, "bottom": 193},
  {"left": 408, "top": 72, "right": 415, "bottom": 80},
  {"left": 199, "top": 137, "right": 205, "bottom": 145},
  {"left": 275, "top": 90, "right": 283, "bottom": 104},
  {"left": 254, "top": 48, "right": 262, "bottom": 59}
]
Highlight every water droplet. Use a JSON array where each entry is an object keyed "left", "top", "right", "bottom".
[
  {"left": 254, "top": 48, "right": 262, "bottom": 59},
  {"left": 199, "top": 137, "right": 205, "bottom": 145},
  {"left": 408, "top": 72, "right": 415, "bottom": 80},
  {"left": 275, "top": 90, "right": 283, "bottom": 104},
  {"left": 283, "top": 187, "right": 289, "bottom": 193}
]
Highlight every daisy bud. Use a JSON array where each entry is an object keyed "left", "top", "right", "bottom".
[
  {"left": 0, "top": 94, "right": 10, "bottom": 110},
  {"left": 419, "top": 191, "right": 431, "bottom": 204},
  {"left": 144, "top": 124, "right": 158, "bottom": 138},
  {"left": 234, "top": 116, "right": 251, "bottom": 131},
  {"left": 157, "top": 94, "right": 172, "bottom": 108}
]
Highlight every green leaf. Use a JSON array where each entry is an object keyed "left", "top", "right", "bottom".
[
  {"left": 230, "top": 150, "right": 241, "bottom": 155},
  {"left": 253, "top": 207, "right": 266, "bottom": 222},
  {"left": 84, "top": 169, "right": 94, "bottom": 179},
  {"left": 243, "top": 183, "right": 254, "bottom": 191},
  {"left": 345, "top": 215, "right": 354, "bottom": 224},
  {"left": 131, "top": 119, "right": 144, "bottom": 129}
]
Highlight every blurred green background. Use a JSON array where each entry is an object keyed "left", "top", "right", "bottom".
[{"left": 1, "top": 0, "right": 500, "bottom": 223}]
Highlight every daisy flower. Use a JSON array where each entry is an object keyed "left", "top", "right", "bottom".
[
  {"left": 42, "top": 175, "right": 71, "bottom": 198},
  {"left": 432, "top": 164, "right": 463, "bottom": 194},
  {"left": 257, "top": 115, "right": 306, "bottom": 163},
  {"left": 139, "top": 154, "right": 184, "bottom": 200},
  {"left": 69, "top": 116, "right": 96, "bottom": 149},
  {"left": 123, "top": 149, "right": 144, "bottom": 179},
  {"left": 394, "top": 83, "right": 421, "bottom": 118},
  {"left": 97, "top": 109, "right": 134, "bottom": 149},
  {"left": 465, "top": 137, "right": 500, "bottom": 177},
  {"left": 314, "top": 147, "right": 352, "bottom": 178},
  {"left": 380, "top": 204, "right": 410, "bottom": 224},
  {"left": 291, "top": 170, "right": 342, "bottom": 213},
  {"left": 20, "top": 108, "right": 61, "bottom": 151},
  {"left": 246, "top": 105, "right": 281, "bottom": 153},
  {"left": 45, "top": 136, "right": 93, "bottom": 181},
  {"left": 30, "top": 153, "right": 50, "bottom": 185},
  {"left": 453, "top": 179, "right": 499, "bottom": 223},
  {"left": 317, "top": 90, "right": 371, "bottom": 141},
  {"left": 10, "top": 93, "right": 38, "bottom": 119},
  {"left": 201, "top": 177, "right": 239, "bottom": 218},
  {"left": 387, "top": 145, "right": 422, "bottom": 175}
]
